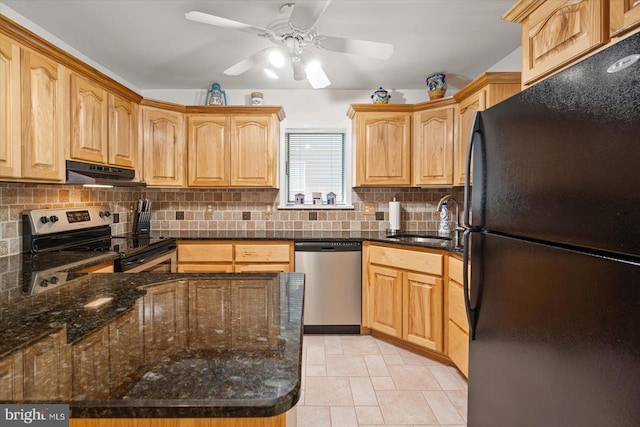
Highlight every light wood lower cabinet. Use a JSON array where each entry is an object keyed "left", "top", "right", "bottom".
[
  {"left": 72, "top": 326, "right": 110, "bottom": 399},
  {"left": 447, "top": 256, "right": 469, "bottom": 377},
  {"left": 0, "top": 350, "right": 24, "bottom": 400},
  {"left": 141, "top": 281, "right": 187, "bottom": 363},
  {"left": 23, "top": 328, "right": 71, "bottom": 399},
  {"left": 177, "top": 241, "right": 293, "bottom": 273},
  {"left": 363, "top": 243, "right": 444, "bottom": 353}
]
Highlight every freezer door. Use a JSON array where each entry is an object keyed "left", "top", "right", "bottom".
[
  {"left": 468, "top": 232, "right": 640, "bottom": 427},
  {"left": 471, "top": 33, "right": 640, "bottom": 258}
]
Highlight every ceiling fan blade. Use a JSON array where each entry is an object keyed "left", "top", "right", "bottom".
[
  {"left": 185, "top": 11, "right": 273, "bottom": 37},
  {"left": 305, "top": 60, "right": 331, "bottom": 89},
  {"left": 289, "top": 0, "right": 332, "bottom": 31},
  {"left": 317, "top": 36, "right": 394, "bottom": 59},
  {"left": 224, "top": 48, "right": 272, "bottom": 76}
]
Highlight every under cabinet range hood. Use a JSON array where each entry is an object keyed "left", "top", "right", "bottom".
[{"left": 66, "top": 160, "right": 146, "bottom": 187}]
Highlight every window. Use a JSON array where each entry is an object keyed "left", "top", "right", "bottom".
[{"left": 282, "top": 129, "right": 350, "bottom": 207}]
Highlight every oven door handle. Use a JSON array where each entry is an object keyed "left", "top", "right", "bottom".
[{"left": 123, "top": 258, "right": 146, "bottom": 266}]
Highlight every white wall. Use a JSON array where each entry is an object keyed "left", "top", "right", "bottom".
[{"left": 487, "top": 47, "right": 522, "bottom": 72}]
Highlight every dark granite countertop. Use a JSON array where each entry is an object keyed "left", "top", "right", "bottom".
[{"left": 0, "top": 271, "right": 304, "bottom": 419}]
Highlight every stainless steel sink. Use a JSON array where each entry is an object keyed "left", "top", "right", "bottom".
[{"left": 385, "top": 234, "right": 452, "bottom": 246}]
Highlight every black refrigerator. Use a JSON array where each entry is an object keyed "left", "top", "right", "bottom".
[{"left": 463, "top": 33, "right": 640, "bottom": 426}]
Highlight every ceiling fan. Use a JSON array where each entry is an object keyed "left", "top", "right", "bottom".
[{"left": 185, "top": 0, "right": 394, "bottom": 89}]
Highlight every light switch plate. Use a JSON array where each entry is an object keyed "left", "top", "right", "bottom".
[{"left": 363, "top": 202, "right": 375, "bottom": 215}]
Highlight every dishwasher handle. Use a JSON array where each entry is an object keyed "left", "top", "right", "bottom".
[{"left": 294, "top": 241, "right": 362, "bottom": 252}]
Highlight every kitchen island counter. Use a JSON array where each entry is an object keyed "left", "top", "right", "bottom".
[{"left": 0, "top": 271, "right": 304, "bottom": 424}]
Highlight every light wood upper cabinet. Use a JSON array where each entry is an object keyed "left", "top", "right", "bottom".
[
  {"left": 349, "top": 105, "right": 413, "bottom": 187},
  {"left": 21, "top": 48, "right": 67, "bottom": 182},
  {"left": 188, "top": 114, "right": 229, "bottom": 186},
  {"left": 70, "top": 73, "right": 108, "bottom": 164},
  {"left": 503, "top": 0, "right": 609, "bottom": 86},
  {"left": 231, "top": 114, "right": 277, "bottom": 187},
  {"left": 108, "top": 93, "right": 137, "bottom": 168},
  {"left": 412, "top": 100, "right": 456, "bottom": 186},
  {"left": 0, "top": 36, "right": 21, "bottom": 178},
  {"left": 0, "top": 351, "right": 23, "bottom": 400},
  {"left": 453, "top": 73, "right": 521, "bottom": 186},
  {"left": 611, "top": 0, "right": 640, "bottom": 37},
  {"left": 141, "top": 104, "right": 185, "bottom": 187}
]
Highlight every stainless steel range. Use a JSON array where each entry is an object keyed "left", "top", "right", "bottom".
[{"left": 22, "top": 206, "right": 176, "bottom": 294}]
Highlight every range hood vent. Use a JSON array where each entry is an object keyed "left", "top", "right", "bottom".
[{"left": 66, "top": 160, "right": 146, "bottom": 187}]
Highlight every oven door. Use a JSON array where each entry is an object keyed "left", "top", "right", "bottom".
[{"left": 118, "top": 250, "right": 177, "bottom": 273}]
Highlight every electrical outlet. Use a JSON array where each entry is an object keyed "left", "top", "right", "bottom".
[
  {"left": 112, "top": 213, "right": 120, "bottom": 224},
  {"left": 242, "top": 211, "right": 251, "bottom": 220},
  {"left": 363, "top": 202, "right": 376, "bottom": 215}
]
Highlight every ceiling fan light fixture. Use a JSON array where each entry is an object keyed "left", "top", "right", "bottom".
[
  {"left": 268, "top": 50, "right": 285, "bottom": 68},
  {"left": 264, "top": 68, "right": 279, "bottom": 79},
  {"left": 305, "top": 60, "right": 330, "bottom": 89}
]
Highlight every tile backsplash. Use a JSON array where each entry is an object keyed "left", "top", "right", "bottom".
[{"left": 1, "top": 183, "right": 463, "bottom": 256}]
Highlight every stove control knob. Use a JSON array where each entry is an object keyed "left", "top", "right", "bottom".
[
  {"left": 49, "top": 215, "right": 59, "bottom": 223},
  {"left": 99, "top": 211, "right": 111, "bottom": 218},
  {"left": 49, "top": 276, "right": 59, "bottom": 284},
  {"left": 40, "top": 216, "right": 49, "bottom": 224},
  {"left": 39, "top": 279, "right": 49, "bottom": 287}
]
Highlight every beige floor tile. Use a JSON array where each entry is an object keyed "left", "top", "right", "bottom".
[
  {"left": 429, "top": 365, "right": 468, "bottom": 390},
  {"left": 446, "top": 389, "right": 468, "bottom": 423},
  {"left": 306, "top": 344, "right": 327, "bottom": 365},
  {"left": 382, "top": 354, "right": 405, "bottom": 365},
  {"left": 303, "top": 335, "right": 326, "bottom": 346},
  {"left": 324, "top": 343, "right": 344, "bottom": 355},
  {"left": 329, "top": 406, "right": 359, "bottom": 427},
  {"left": 349, "top": 377, "right": 378, "bottom": 406},
  {"left": 341, "top": 335, "right": 381, "bottom": 354},
  {"left": 398, "top": 347, "right": 441, "bottom": 366},
  {"left": 376, "top": 390, "right": 438, "bottom": 424},
  {"left": 374, "top": 338, "right": 401, "bottom": 355},
  {"left": 297, "top": 389, "right": 305, "bottom": 406},
  {"left": 305, "top": 376, "right": 354, "bottom": 406},
  {"left": 325, "top": 354, "right": 369, "bottom": 376},
  {"left": 423, "top": 390, "right": 466, "bottom": 425},
  {"left": 296, "top": 405, "right": 331, "bottom": 427},
  {"left": 448, "top": 366, "right": 469, "bottom": 389},
  {"left": 388, "top": 364, "right": 442, "bottom": 391},
  {"left": 323, "top": 335, "right": 342, "bottom": 345},
  {"left": 370, "top": 376, "right": 396, "bottom": 390},
  {"left": 364, "top": 354, "right": 391, "bottom": 376},
  {"left": 306, "top": 364, "right": 327, "bottom": 377},
  {"left": 355, "top": 406, "right": 385, "bottom": 424}
]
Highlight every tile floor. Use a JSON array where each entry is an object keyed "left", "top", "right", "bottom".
[{"left": 296, "top": 334, "right": 468, "bottom": 426}]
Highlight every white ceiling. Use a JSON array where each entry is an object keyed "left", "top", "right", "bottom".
[{"left": 1, "top": 0, "right": 521, "bottom": 91}]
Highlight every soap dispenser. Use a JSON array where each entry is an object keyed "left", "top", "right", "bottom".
[{"left": 438, "top": 201, "right": 450, "bottom": 234}]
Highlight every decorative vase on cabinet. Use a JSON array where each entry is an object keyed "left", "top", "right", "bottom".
[{"left": 426, "top": 73, "right": 447, "bottom": 100}]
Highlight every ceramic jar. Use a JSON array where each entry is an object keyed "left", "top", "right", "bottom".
[
  {"left": 371, "top": 87, "right": 391, "bottom": 104},
  {"left": 251, "top": 92, "right": 263, "bottom": 105},
  {"left": 206, "top": 83, "right": 227, "bottom": 106},
  {"left": 426, "top": 73, "right": 447, "bottom": 100}
]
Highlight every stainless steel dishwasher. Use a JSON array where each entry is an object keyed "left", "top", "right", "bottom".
[{"left": 294, "top": 241, "right": 362, "bottom": 334}]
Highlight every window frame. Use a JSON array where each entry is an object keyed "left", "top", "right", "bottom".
[{"left": 278, "top": 127, "right": 353, "bottom": 209}]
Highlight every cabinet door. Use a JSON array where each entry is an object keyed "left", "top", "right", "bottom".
[
  {"left": 610, "top": 0, "right": 640, "bottom": 37},
  {"left": 230, "top": 115, "right": 277, "bottom": 187},
  {"left": 21, "top": 49, "right": 66, "bottom": 181},
  {"left": 142, "top": 281, "right": 187, "bottom": 362},
  {"left": 70, "top": 73, "right": 108, "bottom": 164},
  {"left": 109, "top": 308, "right": 141, "bottom": 390},
  {"left": 454, "top": 90, "right": 485, "bottom": 186},
  {"left": 521, "top": 0, "right": 607, "bottom": 85},
  {"left": 368, "top": 265, "right": 403, "bottom": 338},
  {"left": 403, "top": 272, "right": 443, "bottom": 352},
  {"left": 108, "top": 93, "right": 136, "bottom": 168},
  {"left": 0, "top": 37, "right": 21, "bottom": 178},
  {"left": 0, "top": 351, "right": 23, "bottom": 400},
  {"left": 188, "top": 280, "right": 231, "bottom": 350},
  {"left": 142, "top": 107, "right": 185, "bottom": 187},
  {"left": 413, "top": 105, "right": 455, "bottom": 186},
  {"left": 355, "top": 112, "right": 411, "bottom": 186},
  {"left": 72, "top": 326, "right": 110, "bottom": 399},
  {"left": 187, "top": 114, "right": 229, "bottom": 186},
  {"left": 23, "top": 329, "right": 71, "bottom": 399}
]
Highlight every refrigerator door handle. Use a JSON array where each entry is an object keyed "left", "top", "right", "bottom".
[
  {"left": 464, "top": 111, "right": 484, "bottom": 229},
  {"left": 462, "top": 228, "right": 476, "bottom": 339}
]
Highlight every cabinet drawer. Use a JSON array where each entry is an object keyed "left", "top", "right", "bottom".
[
  {"left": 177, "top": 263, "right": 233, "bottom": 273},
  {"left": 178, "top": 242, "right": 233, "bottom": 263},
  {"left": 449, "top": 256, "right": 464, "bottom": 284},
  {"left": 448, "top": 280, "right": 469, "bottom": 334},
  {"left": 370, "top": 245, "right": 443, "bottom": 276},
  {"left": 448, "top": 320, "right": 469, "bottom": 378},
  {"left": 234, "top": 264, "right": 291, "bottom": 273},
  {"left": 235, "top": 243, "right": 291, "bottom": 263}
]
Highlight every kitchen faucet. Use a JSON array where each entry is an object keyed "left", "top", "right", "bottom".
[{"left": 436, "top": 195, "right": 465, "bottom": 248}]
